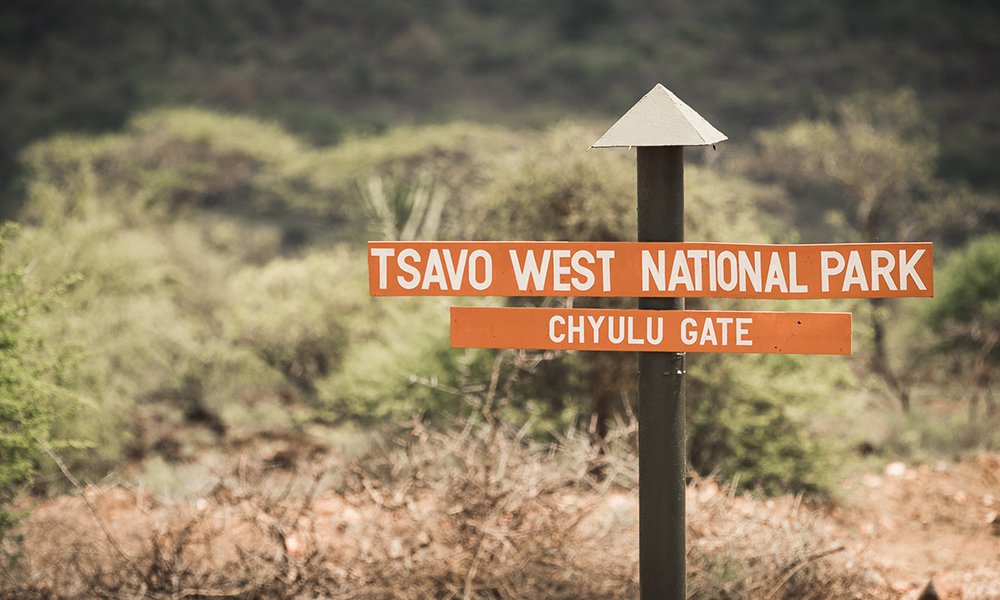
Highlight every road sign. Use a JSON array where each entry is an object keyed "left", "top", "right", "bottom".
[
  {"left": 450, "top": 307, "right": 852, "bottom": 355},
  {"left": 365, "top": 83, "right": 934, "bottom": 600},
  {"left": 369, "top": 241, "right": 933, "bottom": 299}
]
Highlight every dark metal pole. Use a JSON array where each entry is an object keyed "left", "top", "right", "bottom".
[{"left": 636, "top": 145, "right": 686, "bottom": 599}]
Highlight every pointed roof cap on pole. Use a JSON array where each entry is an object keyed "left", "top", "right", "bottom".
[{"left": 592, "top": 84, "right": 727, "bottom": 148}]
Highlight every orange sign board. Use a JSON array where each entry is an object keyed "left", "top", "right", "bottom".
[
  {"left": 450, "top": 307, "right": 852, "bottom": 355},
  {"left": 369, "top": 241, "right": 932, "bottom": 299}
]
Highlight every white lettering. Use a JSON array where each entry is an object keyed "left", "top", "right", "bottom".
[
  {"left": 682, "top": 317, "right": 738, "bottom": 346},
  {"left": 571, "top": 250, "right": 595, "bottom": 291},
  {"left": 397, "top": 248, "right": 421, "bottom": 289},
  {"left": 681, "top": 318, "right": 698, "bottom": 345},
  {"left": 552, "top": 250, "right": 571, "bottom": 292},
  {"left": 871, "top": 250, "right": 897, "bottom": 291},
  {"left": 627, "top": 317, "right": 644, "bottom": 344},
  {"left": 587, "top": 315, "right": 606, "bottom": 343},
  {"left": 443, "top": 249, "right": 468, "bottom": 290},
  {"left": 716, "top": 317, "right": 733, "bottom": 345},
  {"left": 642, "top": 250, "right": 666, "bottom": 292},
  {"left": 646, "top": 316, "right": 663, "bottom": 344},
  {"left": 596, "top": 250, "right": 615, "bottom": 292},
  {"left": 736, "top": 318, "right": 752, "bottom": 346},
  {"left": 820, "top": 251, "right": 845, "bottom": 293},
  {"left": 468, "top": 250, "right": 492, "bottom": 291},
  {"left": 899, "top": 249, "right": 926, "bottom": 290},
  {"left": 788, "top": 252, "right": 807, "bottom": 293},
  {"left": 668, "top": 250, "right": 694, "bottom": 291},
  {"left": 764, "top": 251, "right": 788, "bottom": 293},
  {"left": 567, "top": 314, "right": 584, "bottom": 343},
  {"left": 609, "top": 316, "right": 625, "bottom": 344},
  {"left": 509, "top": 249, "right": 550, "bottom": 291},
  {"left": 700, "top": 318, "right": 718, "bottom": 345},
  {"left": 548, "top": 315, "right": 565, "bottom": 343},
  {"left": 708, "top": 250, "right": 717, "bottom": 291},
  {"left": 842, "top": 250, "right": 869, "bottom": 292},
  {"left": 370, "top": 247, "right": 395, "bottom": 289},
  {"left": 687, "top": 249, "right": 708, "bottom": 291},
  {"left": 738, "top": 251, "right": 762, "bottom": 292},
  {"left": 718, "top": 251, "right": 737, "bottom": 291},
  {"left": 421, "top": 249, "right": 448, "bottom": 290}
]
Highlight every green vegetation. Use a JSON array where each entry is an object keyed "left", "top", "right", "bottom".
[
  {"left": 740, "top": 90, "right": 940, "bottom": 411},
  {"left": 927, "top": 235, "right": 1000, "bottom": 417},
  {"left": 1, "top": 5, "right": 999, "bottom": 596},
  {"left": 1, "top": 0, "right": 999, "bottom": 221},
  {"left": 0, "top": 224, "right": 77, "bottom": 551},
  {"left": 0, "top": 225, "right": 41, "bottom": 495},
  {"left": 0, "top": 84, "right": 997, "bottom": 502}
]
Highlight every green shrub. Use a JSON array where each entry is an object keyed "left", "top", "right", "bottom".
[
  {"left": 928, "top": 234, "right": 1000, "bottom": 327},
  {"left": 8, "top": 123, "right": 296, "bottom": 473},
  {"left": 224, "top": 249, "right": 367, "bottom": 398},
  {"left": 3, "top": 216, "right": 282, "bottom": 473},
  {"left": 0, "top": 223, "right": 80, "bottom": 553},
  {"left": 925, "top": 234, "right": 1000, "bottom": 419},
  {"left": 687, "top": 351, "right": 849, "bottom": 495},
  {"left": 0, "top": 224, "right": 51, "bottom": 493}
]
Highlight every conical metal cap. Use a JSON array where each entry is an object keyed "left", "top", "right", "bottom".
[{"left": 592, "top": 84, "right": 727, "bottom": 147}]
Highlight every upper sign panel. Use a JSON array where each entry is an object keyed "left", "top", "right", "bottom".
[
  {"left": 368, "top": 241, "right": 933, "bottom": 299},
  {"left": 591, "top": 84, "right": 727, "bottom": 148}
]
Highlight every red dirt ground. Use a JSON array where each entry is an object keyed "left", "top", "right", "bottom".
[{"left": 833, "top": 453, "right": 1000, "bottom": 599}]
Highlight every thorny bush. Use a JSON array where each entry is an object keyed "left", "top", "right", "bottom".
[{"left": 0, "top": 417, "right": 896, "bottom": 600}]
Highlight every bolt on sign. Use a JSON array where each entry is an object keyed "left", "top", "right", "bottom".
[{"left": 369, "top": 241, "right": 932, "bottom": 299}]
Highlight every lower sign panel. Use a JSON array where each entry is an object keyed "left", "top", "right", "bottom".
[{"left": 451, "top": 307, "right": 852, "bottom": 355}]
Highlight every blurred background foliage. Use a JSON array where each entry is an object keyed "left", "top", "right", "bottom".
[
  {"left": 1, "top": 0, "right": 999, "bottom": 219},
  {"left": 2, "top": 102, "right": 994, "bottom": 496},
  {"left": 0, "top": 0, "right": 998, "bottom": 498}
]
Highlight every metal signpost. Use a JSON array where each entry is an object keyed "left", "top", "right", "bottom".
[
  {"left": 366, "top": 84, "right": 934, "bottom": 599},
  {"left": 594, "top": 84, "right": 724, "bottom": 599}
]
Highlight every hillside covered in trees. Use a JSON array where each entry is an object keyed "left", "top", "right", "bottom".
[{"left": 1, "top": 0, "right": 999, "bottom": 220}]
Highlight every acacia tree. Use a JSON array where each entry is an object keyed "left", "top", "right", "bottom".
[
  {"left": 746, "top": 89, "right": 939, "bottom": 411},
  {"left": 928, "top": 235, "right": 1000, "bottom": 417}
]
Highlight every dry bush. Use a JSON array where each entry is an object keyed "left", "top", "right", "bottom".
[
  {"left": 686, "top": 478, "right": 897, "bottom": 600},
  {"left": 1, "top": 418, "right": 898, "bottom": 600}
]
